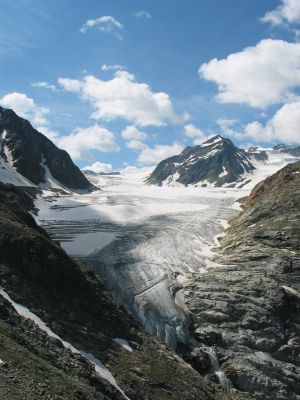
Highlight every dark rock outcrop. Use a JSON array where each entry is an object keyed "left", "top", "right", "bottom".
[
  {"left": 184, "top": 161, "right": 300, "bottom": 399},
  {"left": 146, "top": 135, "right": 255, "bottom": 187},
  {"left": 0, "top": 106, "right": 93, "bottom": 191}
]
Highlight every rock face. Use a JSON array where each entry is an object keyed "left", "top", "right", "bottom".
[
  {"left": 246, "top": 146, "right": 268, "bottom": 161},
  {"left": 184, "top": 161, "right": 300, "bottom": 399},
  {"left": 146, "top": 135, "right": 255, "bottom": 187},
  {"left": 0, "top": 182, "right": 243, "bottom": 400},
  {"left": 0, "top": 106, "right": 93, "bottom": 191}
]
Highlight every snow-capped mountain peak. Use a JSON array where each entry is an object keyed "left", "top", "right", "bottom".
[
  {"left": 146, "top": 135, "right": 255, "bottom": 187},
  {"left": 0, "top": 107, "right": 93, "bottom": 192}
]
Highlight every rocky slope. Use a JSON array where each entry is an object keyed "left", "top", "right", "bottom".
[
  {"left": 146, "top": 135, "right": 255, "bottom": 187},
  {"left": 0, "top": 107, "right": 93, "bottom": 191},
  {"left": 183, "top": 161, "right": 300, "bottom": 399},
  {"left": 0, "top": 182, "right": 244, "bottom": 400}
]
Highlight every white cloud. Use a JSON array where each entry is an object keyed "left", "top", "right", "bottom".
[
  {"left": 82, "top": 161, "right": 113, "bottom": 173},
  {"left": 261, "top": 0, "right": 300, "bottom": 26},
  {"left": 216, "top": 118, "right": 244, "bottom": 140},
  {"left": 55, "top": 124, "right": 119, "bottom": 161},
  {"left": 126, "top": 139, "right": 147, "bottom": 150},
  {"left": 0, "top": 92, "right": 49, "bottom": 125},
  {"left": 36, "top": 126, "right": 59, "bottom": 141},
  {"left": 199, "top": 39, "right": 300, "bottom": 108},
  {"left": 134, "top": 10, "right": 151, "bottom": 19},
  {"left": 217, "top": 118, "right": 238, "bottom": 131},
  {"left": 58, "top": 71, "right": 179, "bottom": 126},
  {"left": 32, "top": 81, "right": 57, "bottom": 91},
  {"left": 101, "top": 64, "right": 126, "bottom": 71},
  {"left": 121, "top": 125, "right": 147, "bottom": 140},
  {"left": 245, "top": 101, "right": 300, "bottom": 145},
  {"left": 121, "top": 126, "right": 148, "bottom": 151},
  {"left": 137, "top": 142, "right": 183, "bottom": 165},
  {"left": 57, "top": 78, "right": 82, "bottom": 92},
  {"left": 80, "top": 16, "right": 123, "bottom": 39},
  {"left": 184, "top": 123, "right": 207, "bottom": 144}
]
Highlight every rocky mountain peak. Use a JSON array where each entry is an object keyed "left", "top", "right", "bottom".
[
  {"left": 0, "top": 107, "right": 94, "bottom": 192},
  {"left": 146, "top": 135, "right": 255, "bottom": 187}
]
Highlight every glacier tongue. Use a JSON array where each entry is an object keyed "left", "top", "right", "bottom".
[{"left": 38, "top": 177, "right": 239, "bottom": 349}]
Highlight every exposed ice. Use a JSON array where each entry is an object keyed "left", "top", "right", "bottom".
[
  {"left": 61, "top": 231, "right": 117, "bottom": 256},
  {"left": 36, "top": 175, "right": 240, "bottom": 348},
  {"left": 35, "top": 151, "right": 300, "bottom": 349}
]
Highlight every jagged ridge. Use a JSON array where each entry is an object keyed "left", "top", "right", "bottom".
[{"left": 0, "top": 107, "right": 93, "bottom": 191}]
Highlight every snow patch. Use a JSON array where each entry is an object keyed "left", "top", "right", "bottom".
[
  {"left": 39, "top": 157, "right": 72, "bottom": 193},
  {"left": 0, "top": 146, "right": 35, "bottom": 187},
  {"left": 200, "top": 136, "right": 222, "bottom": 147},
  {"left": 282, "top": 286, "right": 299, "bottom": 297},
  {"left": 0, "top": 287, "right": 130, "bottom": 400},
  {"left": 113, "top": 338, "right": 133, "bottom": 352},
  {"left": 161, "top": 172, "right": 183, "bottom": 187},
  {"left": 219, "top": 167, "right": 228, "bottom": 178}
]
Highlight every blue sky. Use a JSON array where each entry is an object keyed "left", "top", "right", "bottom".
[{"left": 0, "top": 0, "right": 300, "bottom": 172}]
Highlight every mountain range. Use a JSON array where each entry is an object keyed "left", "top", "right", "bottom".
[
  {"left": 146, "top": 135, "right": 300, "bottom": 188},
  {"left": 0, "top": 107, "right": 299, "bottom": 399}
]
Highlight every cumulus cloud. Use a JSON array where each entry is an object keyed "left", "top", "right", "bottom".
[
  {"left": 58, "top": 77, "right": 82, "bottom": 92},
  {"left": 199, "top": 39, "right": 300, "bottom": 108},
  {"left": 121, "top": 125, "right": 148, "bottom": 151},
  {"left": 55, "top": 124, "right": 119, "bottom": 161},
  {"left": 261, "top": 0, "right": 300, "bottom": 26},
  {"left": 126, "top": 139, "right": 147, "bottom": 150},
  {"left": 0, "top": 92, "right": 49, "bottom": 125},
  {"left": 58, "top": 71, "right": 179, "bottom": 126},
  {"left": 82, "top": 161, "right": 113, "bottom": 173},
  {"left": 101, "top": 64, "right": 126, "bottom": 71},
  {"left": 137, "top": 142, "right": 183, "bottom": 165},
  {"left": 32, "top": 81, "right": 57, "bottom": 91},
  {"left": 80, "top": 16, "right": 123, "bottom": 39},
  {"left": 215, "top": 118, "right": 244, "bottom": 139},
  {"left": 36, "top": 126, "right": 59, "bottom": 141},
  {"left": 121, "top": 125, "right": 147, "bottom": 140},
  {"left": 245, "top": 101, "right": 300, "bottom": 145},
  {"left": 134, "top": 10, "right": 151, "bottom": 19},
  {"left": 184, "top": 123, "right": 207, "bottom": 144}
]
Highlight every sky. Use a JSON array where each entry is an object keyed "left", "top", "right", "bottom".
[{"left": 0, "top": 0, "right": 300, "bottom": 172}]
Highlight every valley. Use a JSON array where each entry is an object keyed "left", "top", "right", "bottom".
[
  {"left": 38, "top": 177, "right": 239, "bottom": 349},
  {"left": 1, "top": 106, "right": 299, "bottom": 399}
]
